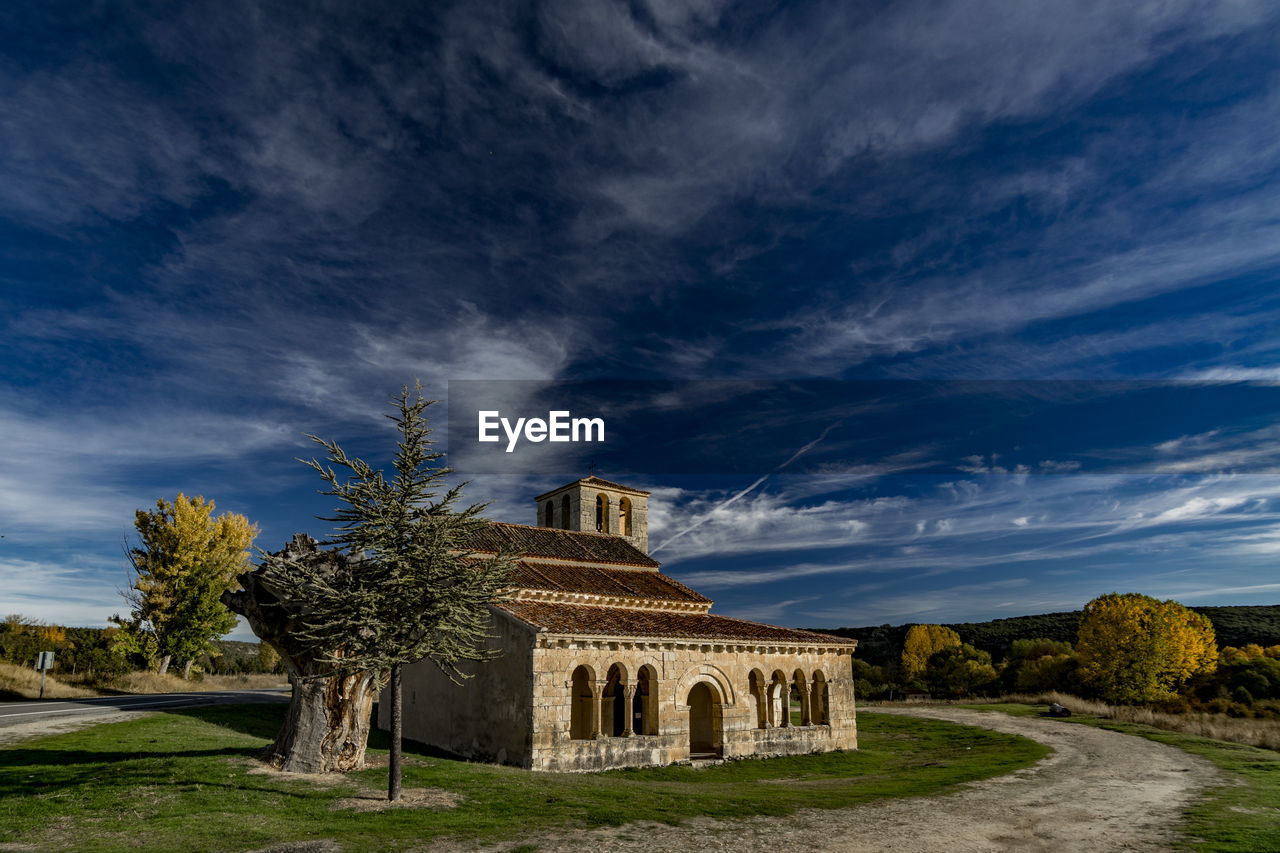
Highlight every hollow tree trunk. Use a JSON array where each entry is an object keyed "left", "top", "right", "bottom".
[
  {"left": 222, "top": 533, "right": 383, "bottom": 774},
  {"left": 268, "top": 667, "right": 380, "bottom": 773}
]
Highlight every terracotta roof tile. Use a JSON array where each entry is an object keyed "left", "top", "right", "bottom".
[
  {"left": 509, "top": 561, "right": 709, "bottom": 603},
  {"left": 496, "top": 600, "right": 855, "bottom": 645},
  {"left": 465, "top": 522, "right": 659, "bottom": 568}
]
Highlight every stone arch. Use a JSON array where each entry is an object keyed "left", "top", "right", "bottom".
[
  {"left": 560, "top": 494, "right": 571, "bottom": 529},
  {"left": 569, "top": 664, "right": 597, "bottom": 740},
  {"left": 634, "top": 663, "right": 659, "bottom": 735},
  {"left": 767, "top": 669, "right": 788, "bottom": 728},
  {"left": 686, "top": 680, "right": 724, "bottom": 758},
  {"left": 810, "top": 670, "right": 830, "bottom": 725},
  {"left": 543, "top": 500, "right": 554, "bottom": 528},
  {"left": 792, "top": 668, "right": 811, "bottom": 726},
  {"left": 595, "top": 493, "right": 609, "bottom": 532},
  {"left": 603, "top": 662, "right": 629, "bottom": 736},
  {"left": 674, "top": 663, "right": 735, "bottom": 710},
  {"left": 619, "top": 496, "right": 632, "bottom": 536},
  {"left": 748, "top": 668, "right": 768, "bottom": 729}
]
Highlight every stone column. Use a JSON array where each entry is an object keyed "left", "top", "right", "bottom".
[
  {"left": 799, "top": 685, "right": 811, "bottom": 726},
  {"left": 591, "top": 680, "right": 605, "bottom": 738},
  {"left": 779, "top": 683, "right": 791, "bottom": 728},
  {"left": 623, "top": 685, "right": 635, "bottom": 736}
]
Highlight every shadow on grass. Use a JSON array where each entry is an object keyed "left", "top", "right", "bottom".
[
  {"left": 0, "top": 745, "right": 258, "bottom": 769},
  {"left": 164, "top": 703, "right": 287, "bottom": 740}
]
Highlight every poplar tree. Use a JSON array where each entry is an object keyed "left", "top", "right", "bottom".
[
  {"left": 254, "top": 382, "right": 515, "bottom": 800},
  {"left": 1077, "top": 592, "right": 1218, "bottom": 703},
  {"left": 900, "top": 624, "right": 962, "bottom": 682},
  {"left": 122, "top": 494, "right": 258, "bottom": 678}
]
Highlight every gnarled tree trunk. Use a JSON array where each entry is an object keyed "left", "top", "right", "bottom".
[
  {"left": 268, "top": 663, "right": 379, "bottom": 772},
  {"left": 223, "top": 534, "right": 383, "bottom": 773}
]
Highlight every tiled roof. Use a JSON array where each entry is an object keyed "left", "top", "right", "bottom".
[
  {"left": 508, "top": 561, "right": 709, "bottom": 603},
  {"left": 496, "top": 600, "right": 856, "bottom": 645},
  {"left": 577, "top": 475, "right": 650, "bottom": 495},
  {"left": 465, "top": 522, "right": 659, "bottom": 568},
  {"left": 533, "top": 476, "right": 651, "bottom": 500}
]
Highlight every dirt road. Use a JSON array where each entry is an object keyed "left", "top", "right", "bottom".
[{"left": 476, "top": 706, "right": 1218, "bottom": 853}]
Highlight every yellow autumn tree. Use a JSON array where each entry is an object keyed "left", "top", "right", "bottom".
[
  {"left": 1076, "top": 592, "right": 1217, "bottom": 703},
  {"left": 901, "top": 624, "right": 962, "bottom": 681},
  {"left": 120, "top": 494, "right": 258, "bottom": 678}
]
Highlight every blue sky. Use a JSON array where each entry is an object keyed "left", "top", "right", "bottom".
[{"left": 3, "top": 1, "right": 1279, "bottom": 639}]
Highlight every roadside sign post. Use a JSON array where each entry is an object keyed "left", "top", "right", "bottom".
[{"left": 36, "top": 651, "right": 54, "bottom": 699}]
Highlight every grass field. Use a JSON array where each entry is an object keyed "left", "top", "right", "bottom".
[
  {"left": 1, "top": 705, "right": 1046, "bottom": 852},
  {"left": 960, "top": 701, "right": 1280, "bottom": 852}
]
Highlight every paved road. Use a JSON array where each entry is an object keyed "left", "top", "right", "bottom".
[{"left": 0, "top": 688, "right": 288, "bottom": 731}]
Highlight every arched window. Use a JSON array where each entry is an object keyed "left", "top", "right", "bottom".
[
  {"left": 769, "top": 670, "right": 788, "bottom": 727},
  {"left": 603, "top": 663, "right": 627, "bottom": 736},
  {"left": 634, "top": 664, "right": 658, "bottom": 735},
  {"left": 619, "top": 497, "right": 632, "bottom": 536},
  {"left": 595, "top": 494, "right": 608, "bottom": 533},
  {"left": 544, "top": 501, "right": 554, "bottom": 528},
  {"left": 810, "top": 671, "right": 830, "bottom": 725},
  {"left": 748, "top": 669, "right": 767, "bottom": 729},
  {"left": 570, "top": 665, "right": 595, "bottom": 740},
  {"left": 792, "top": 669, "right": 812, "bottom": 726},
  {"left": 561, "top": 494, "right": 571, "bottom": 529}
]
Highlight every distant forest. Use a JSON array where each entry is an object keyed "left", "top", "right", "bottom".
[{"left": 819, "top": 604, "right": 1280, "bottom": 667}]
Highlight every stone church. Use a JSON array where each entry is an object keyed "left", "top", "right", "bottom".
[{"left": 380, "top": 476, "right": 858, "bottom": 771}]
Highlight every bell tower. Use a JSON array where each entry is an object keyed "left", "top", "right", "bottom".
[{"left": 533, "top": 476, "right": 650, "bottom": 554}]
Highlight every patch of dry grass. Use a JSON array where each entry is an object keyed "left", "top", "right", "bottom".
[
  {"left": 0, "top": 662, "right": 285, "bottom": 701},
  {"left": 1000, "top": 691, "right": 1280, "bottom": 750},
  {"left": 330, "top": 788, "right": 461, "bottom": 812},
  {"left": 105, "top": 671, "right": 285, "bottom": 694},
  {"left": 0, "top": 662, "right": 100, "bottom": 700}
]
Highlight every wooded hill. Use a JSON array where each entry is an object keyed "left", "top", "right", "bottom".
[{"left": 819, "top": 604, "right": 1280, "bottom": 666}]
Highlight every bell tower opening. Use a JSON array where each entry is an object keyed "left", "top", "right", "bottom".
[{"left": 533, "top": 475, "right": 650, "bottom": 554}]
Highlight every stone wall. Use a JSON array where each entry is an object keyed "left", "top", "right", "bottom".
[
  {"left": 528, "top": 638, "right": 857, "bottom": 772},
  {"left": 384, "top": 615, "right": 858, "bottom": 773},
  {"left": 380, "top": 611, "right": 535, "bottom": 766}
]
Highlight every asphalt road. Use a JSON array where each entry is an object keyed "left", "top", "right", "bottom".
[{"left": 0, "top": 688, "right": 289, "bottom": 730}]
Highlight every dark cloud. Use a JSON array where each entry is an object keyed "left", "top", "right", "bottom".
[{"left": 4, "top": 0, "right": 1280, "bottom": 628}]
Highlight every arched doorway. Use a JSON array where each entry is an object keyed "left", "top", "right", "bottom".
[{"left": 687, "top": 681, "right": 723, "bottom": 758}]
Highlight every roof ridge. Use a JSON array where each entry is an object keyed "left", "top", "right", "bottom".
[
  {"left": 488, "top": 520, "right": 635, "bottom": 539},
  {"left": 711, "top": 613, "right": 854, "bottom": 642}
]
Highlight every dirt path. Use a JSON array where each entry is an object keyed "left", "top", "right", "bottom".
[{"left": 447, "top": 706, "right": 1218, "bottom": 853}]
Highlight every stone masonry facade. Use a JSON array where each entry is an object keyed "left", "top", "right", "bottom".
[{"left": 381, "top": 476, "right": 858, "bottom": 772}]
